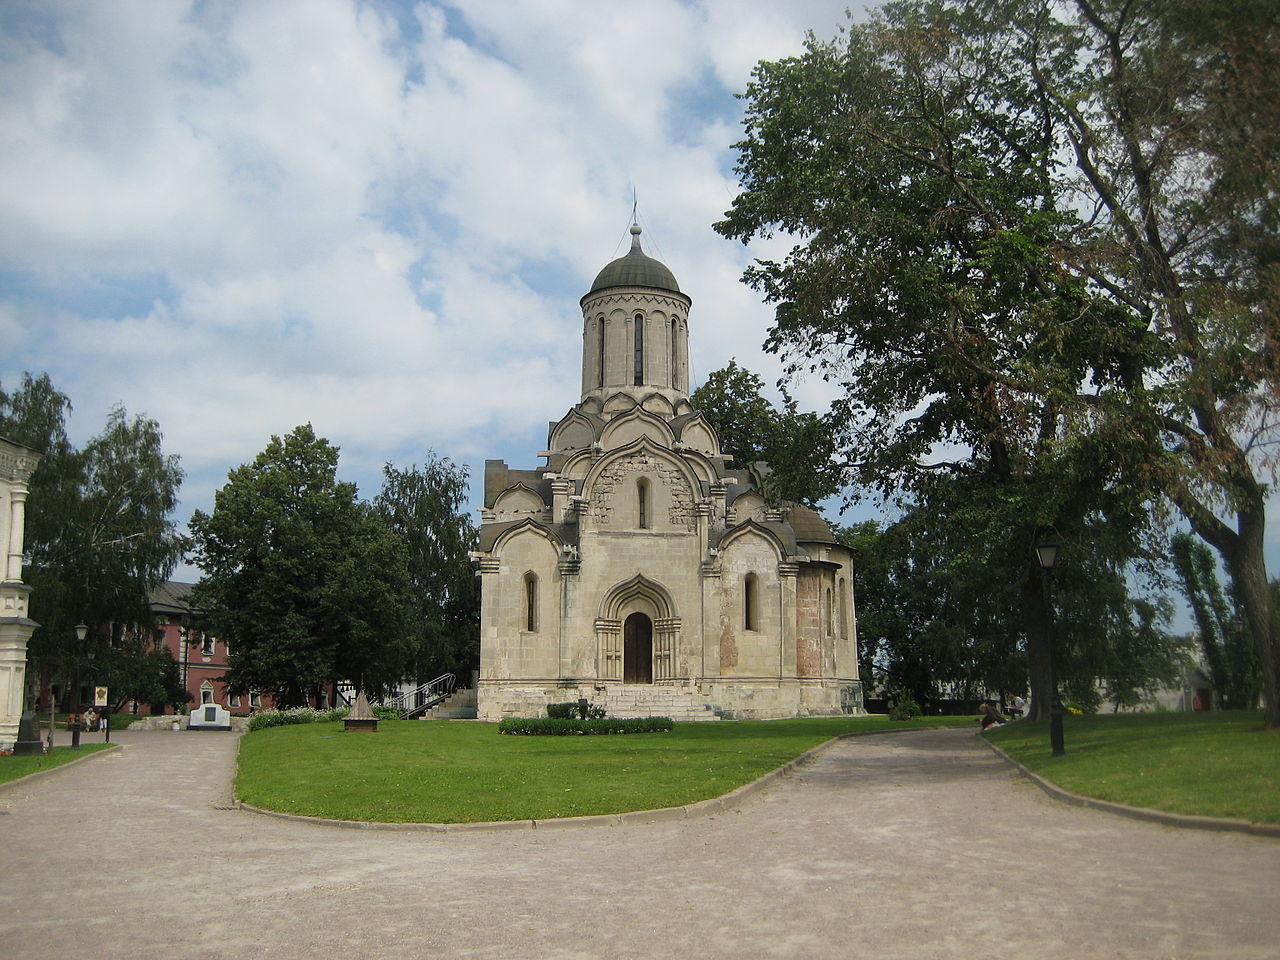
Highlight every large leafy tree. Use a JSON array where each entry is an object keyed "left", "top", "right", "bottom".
[
  {"left": 843, "top": 477, "right": 1183, "bottom": 711},
  {"left": 0, "top": 373, "right": 185, "bottom": 700},
  {"left": 717, "top": 0, "right": 1280, "bottom": 724},
  {"left": 189, "top": 425, "right": 414, "bottom": 707},
  {"left": 97, "top": 629, "right": 189, "bottom": 714},
  {"left": 691, "top": 360, "right": 841, "bottom": 505},
  {"left": 840, "top": 518, "right": 1027, "bottom": 706},
  {"left": 372, "top": 454, "right": 480, "bottom": 683},
  {"left": 1170, "top": 532, "right": 1261, "bottom": 709}
]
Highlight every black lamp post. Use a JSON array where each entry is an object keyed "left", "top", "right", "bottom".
[
  {"left": 1034, "top": 544, "right": 1065, "bottom": 757},
  {"left": 70, "top": 623, "right": 88, "bottom": 749}
]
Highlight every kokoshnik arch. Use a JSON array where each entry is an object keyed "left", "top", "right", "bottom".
[{"left": 474, "top": 226, "right": 863, "bottom": 720}]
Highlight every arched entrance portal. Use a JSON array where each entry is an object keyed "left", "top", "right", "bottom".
[{"left": 623, "top": 612, "right": 653, "bottom": 684}]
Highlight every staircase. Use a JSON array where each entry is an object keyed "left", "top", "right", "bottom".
[
  {"left": 419, "top": 686, "right": 478, "bottom": 720},
  {"left": 383, "top": 674, "right": 457, "bottom": 719},
  {"left": 595, "top": 684, "right": 720, "bottom": 721}
]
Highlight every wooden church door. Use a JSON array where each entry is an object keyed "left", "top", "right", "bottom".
[{"left": 623, "top": 612, "right": 653, "bottom": 684}]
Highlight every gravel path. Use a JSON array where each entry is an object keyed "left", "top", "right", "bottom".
[{"left": 0, "top": 726, "right": 1275, "bottom": 960}]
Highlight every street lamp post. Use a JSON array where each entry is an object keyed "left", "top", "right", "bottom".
[
  {"left": 1035, "top": 543, "right": 1066, "bottom": 757},
  {"left": 70, "top": 623, "right": 88, "bottom": 750}
]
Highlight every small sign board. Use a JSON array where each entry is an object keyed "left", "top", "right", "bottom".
[{"left": 94, "top": 686, "right": 109, "bottom": 707}]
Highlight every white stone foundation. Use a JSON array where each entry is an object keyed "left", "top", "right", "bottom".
[{"left": 478, "top": 678, "right": 865, "bottom": 722}]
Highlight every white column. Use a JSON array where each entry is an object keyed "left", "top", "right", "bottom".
[{"left": 6, "top": 488, "right": 27, "bottom": 582}]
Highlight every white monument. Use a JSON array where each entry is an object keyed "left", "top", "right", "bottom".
[{"left": 188, "top": 702, "right": 232, "bottom": 730}]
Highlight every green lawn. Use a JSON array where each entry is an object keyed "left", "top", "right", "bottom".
[
  {"left": 0, "top": 744, "right": 114, "bottom": 785},
  {"left": 987, "top": 710, "right": 1280, "bottom": 824},
  {"left": 237, "top": 714, "right": 972, "bottom": 823}
]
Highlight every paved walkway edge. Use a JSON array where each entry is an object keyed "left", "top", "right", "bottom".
[
  {"left": 235, "top": 726, "right": 917, "bottom": 833},
  {"left": 983, "top": 738, "right": 1280, "bottom": 839},
  {"left": 0, "top": 744, "right": 122, "bottom": 795}
]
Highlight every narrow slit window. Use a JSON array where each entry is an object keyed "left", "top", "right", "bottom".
[
  {"left": 524, "top": 572, "right": 538, "bottom": 632},
  {"left": 744, "top": 573, "right": 758, "bottom": 631},
  {"left": 598, "top": 317, "right": 606, "bottom": 388},
  {"left": 825, "top": 586, "right": 834, "bottom": 635},
  {"left": 671, "top": 319, "right": 678, "bottom": 386},
  {"left": 634, "top": 313, "right": 644, "bottom": 385},
  {"left": 638, "top": 478, "right": 650, "bottom": 529},
  {"left": 839, "top": 577, "right": 849, "bottom": 637}
]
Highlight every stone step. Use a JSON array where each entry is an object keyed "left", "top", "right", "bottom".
[
  {"left": 595, "top": 685, "right": 720, "bottom": 721},
  {"left": 420, "top": 687, "right": 478, "bottom": 721}
]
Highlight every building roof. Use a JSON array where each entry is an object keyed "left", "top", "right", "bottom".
[
  {"left": 787, "top": 504, "right": 837, "bottom": 543},
  {"left": 588, "top": 225, "right": 680, "bottom": 294},
  {"left": 150, "top": 580, "right": 200, "bottom": 616}
]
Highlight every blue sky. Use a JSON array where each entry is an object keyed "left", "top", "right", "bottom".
[{"left": 2, "top": 1, "right": 1270, "bottom": 632}]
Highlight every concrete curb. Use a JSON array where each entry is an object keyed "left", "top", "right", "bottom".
[
  {"left": 0, "top": 744, "right": 122, "bottom": 794},
  {"left": 983, "top": 737, "right": 1280, "bottom": 840},
  {"left": 235, "top": 724, "right": 907, "bottom": 833}
]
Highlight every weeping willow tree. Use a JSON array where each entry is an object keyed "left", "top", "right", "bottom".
[{"left": 1171, "top": 533, "right": 1262, "bottom": 709}]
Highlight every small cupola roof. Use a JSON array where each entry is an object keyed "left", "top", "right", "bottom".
[{"left": 589, "top": 224, "right": 680, "bottom": 294}]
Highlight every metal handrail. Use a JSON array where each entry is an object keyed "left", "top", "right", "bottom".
[{"left": 382, "top": 673, "right": 457, "bottom": 718}]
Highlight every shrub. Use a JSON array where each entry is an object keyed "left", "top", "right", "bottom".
[
  {"left": 246, "top": 706, "right": 348, "bottom": 732},
  {"left": 499, "top": 716, "right": 673, "bottom": 736},
  {"left": 547, "top": 700, "right": 608, "bottom": 720},
  {"left": 371, "top": 705, "right": 402, "bottom": 721},
  {"left": 889, "top": 694, "right": 922, "bottom": 721}
]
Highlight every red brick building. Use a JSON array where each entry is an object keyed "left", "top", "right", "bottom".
[{"left": 147, "top": 581, "right": 262, "bottom": 714}]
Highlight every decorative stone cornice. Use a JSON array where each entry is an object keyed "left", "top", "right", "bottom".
[
  {"left": 0, "top": 445, "right": 40, "bottom": 485},
  {"left": 580, "top": 289, "right": 691, "bottom": 312}
]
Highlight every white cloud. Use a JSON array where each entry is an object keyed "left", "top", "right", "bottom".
[{"left": 1, "top": 0, "right": 871, "bottom": 554}]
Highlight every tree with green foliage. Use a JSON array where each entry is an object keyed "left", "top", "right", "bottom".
[
  {"left": 0, "top": 373, "right": 185, "bottom": 704},
  {"left": 372, "top": 454, "right": 480, "bottom": 682},
  {"left": 188, "top": 424, "right": 414, "bottom": 707},
  {"left": 717, "top": 0, "right": 1280, "bottom": 725},
  {"left": 97, "top": 629, "right": 189, "bottom": 714},
  {"left": 842, "top": 476, "right": 1183, "bottom": 711},
  {"left": 1092, "top": 599, "right": 1192, "bottom": 711},
  {"left": 1170, "top": 533, "right": 1261, "bottom": 709},
  {"left": 691, "top": 360, "right": 841, "bottom": 506},
  {"left": 840, "top": 517, "right": 1024, "bottom": 706}
]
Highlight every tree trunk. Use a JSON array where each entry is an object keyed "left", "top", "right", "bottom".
[
  {"left": 1221, "top": 504, "right": 1280, "bottom": 728},
  {"left": 1178, "top": 478, "right": 1278, "bottom": 727}
]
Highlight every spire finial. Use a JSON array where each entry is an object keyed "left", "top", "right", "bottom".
[{"left": 630, "top": 188, "right": 642, "bottom": 249}]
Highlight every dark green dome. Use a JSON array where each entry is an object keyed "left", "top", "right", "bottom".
[{"left": 589, "top": 224, "right": 680, "bottom": 293}]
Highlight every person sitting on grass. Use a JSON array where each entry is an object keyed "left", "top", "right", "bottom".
[{"left": 977, "top": 703, "right": 1006, "bottom": 730}]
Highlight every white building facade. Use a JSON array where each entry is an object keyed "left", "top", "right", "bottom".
[
  {"left": 475, "top": 228, "right": 863, "bottom": 720},
  {"left": 0, "top": 437, "right": 40, "bottom": 749}
]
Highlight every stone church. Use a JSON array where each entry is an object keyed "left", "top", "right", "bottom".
[{"left": 474, "top": 226, "right": 862, "bottom": 720}]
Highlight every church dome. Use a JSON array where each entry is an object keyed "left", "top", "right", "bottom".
[{"left": 589, "top": 224, "right": 680, "bottom": 294}]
